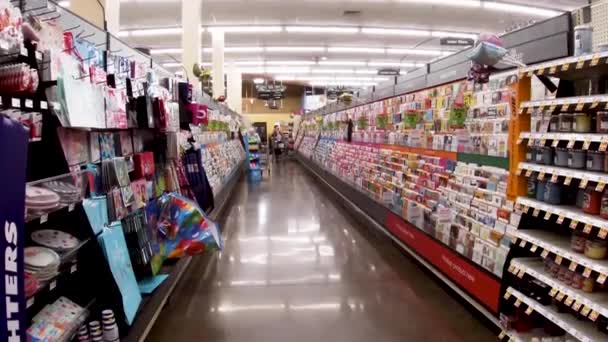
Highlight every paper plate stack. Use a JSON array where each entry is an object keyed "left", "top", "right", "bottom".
[
  {"left": 32, "top": 229, "right": 79, "bottom": 252},
  {"left": 25, "top": 246, "right": 60, "bottom": 282},
  {"left": 43, "top": 181, "right": 81, "bottom": 203},
  {"left": 26, "top": 186, "right": 60, "bottom": 214}
]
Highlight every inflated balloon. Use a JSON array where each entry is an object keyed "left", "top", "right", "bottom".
[{"left": 150, "top": 192, "right": 222, "bottom": 259}]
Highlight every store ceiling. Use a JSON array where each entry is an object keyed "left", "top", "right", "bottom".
[{"left": 118, "top": 0, "right": 588, "bottom": 87}]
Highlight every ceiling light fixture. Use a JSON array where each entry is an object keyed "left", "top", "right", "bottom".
[
  {"left": 397, "top": 0, "right": 480, "bottom": 7},
  {"left": 318, "top": 61, "right": 366, "bottom": 66},
  {"left": 431, "top": 31, "right": 478, "bottom": 40},
  {"left": 253, "top": 78, "right": 265, "bottom": 84},
  {"left": 368, "top": 61, "right": 425, "bottom": 67},
  {"left": 310, "top": 81, "right": 378, "bottom": 87},
  {"left": 285, "top": 26, "right": 359, "bottom": 34},
  {"left": 328, "top": 47, "right": 386, "bottom": 54},
  {"left": 235, "top": 61, "right": 266, "bottom": 66},
  {"left": 311, "top": 68, "right": 356, "bottom": 74},
  {"left": 58, "top": 1, "right": 70, "bottom": 7},
  {"left": 129, "top": 27, "right": 183, "bottom": 37},
  {"left": 482, "top": 2, "right": 562, "bottom": 17},
  {"left": 265, "top": 60, "right": 317, "bottom": 65},
  {"left": 150, "top": 48, "right": 182, "bottom": 55},
  {"left": 226, "top": 47, "right": 265, "bottom": 53},
  {"left": 162, "top": 62, "right": 181, "bottom": 67},
  {"left": 361, "top": 28, "right": 431, "bottom": 37},
  {"left": 266, "top": 46, "right": 326, "bottom": 52},
  {"left": 386, "top": 48, "right": 445, "bottom": 56},
  {"left": 207, "top": 26, "right": 283, "bottom": 33}
]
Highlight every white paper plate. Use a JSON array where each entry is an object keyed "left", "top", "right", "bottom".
[
  {"left": 25, "top": 247, "right": 60, "bottom": 268},
  {"left": 31, "top": 229, "right": 79, "bottom": 251}
]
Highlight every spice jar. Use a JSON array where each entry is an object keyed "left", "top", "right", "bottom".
[
  {"left": 554, "top": 147, "right": 569, "bottom": 166},
  {"left": 583, "top": 186, "right": 601, "bottom": 215},
  {"left": 573, "top": 113, "right": 592, "bottom": 133},
  {"left": 544, "top": 182, "right": 562, "bottom": 205},
  {"left": 583, "top": 277, "right": 595, "bottom": 293},
  {"left": 585, "top": 239, "right": 607, "bottom": 259},
  {"left": 568, "top": 149, "right": 586, "bottom": 169},
  {"left": 571, "top": 232, "right": 587, "bottom": 253},
  {"left": 601, "top": 189, "right": 608, "bottom": 220},
  {"left": 587, "top": 151, "right": 605, "bottom": 171},
  {"left": 559, "top": 113, "right": 574, "bottom": 132},
  {"left": 597, "top": 112, "right": 608, "bottom": 133}
]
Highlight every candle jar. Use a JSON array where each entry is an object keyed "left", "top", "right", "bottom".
[
  {"left": 554, "top": 147, "right": 569, "bottom": 166},
  {"left": 583, "top": 186, "right": 601, "bottom": 215},
  {"left": 526, "top": 146, "right": 537, "bottom": 163},
  {"left": 597, "top": 112, "right": 608, "bottom": 133},
  {"left": 585, "top": 239, "right": 607, "bottom": 259},
  {"left": 536, "top": 180, "right": 547, "bottom": 202},
  {"left": 587, "top": 151, "right": 605, "bottom": 171},
  {"left": 559, "top": 113, "right": 574, "bottom": 132},
  {"left": 571, "top": 232, "right": 587, "bottom": 253},
  {"left": 544, "top": 182, "right": 562, "bottom": 205},
  {"left": 568, "top": 149, "right": 586, "bottom": 169},
  {"left": 573, "top": 113, "right": 592, "bottom": 133},
  {"left": 549, "top": 115, "right": 560, "bottom": 132},
  {"left": 538, "top": 146, "right": 554, "bottom": 165}
]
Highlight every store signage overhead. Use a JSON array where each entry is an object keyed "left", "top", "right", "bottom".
[
  {"left": 440, "top": 37, "right": 475, "bottom": 47},
  {"left": 377, "top": 68, "right": 400, "bottom": 76}
]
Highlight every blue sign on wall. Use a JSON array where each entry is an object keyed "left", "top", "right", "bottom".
[{"left": 0, "top": 117, "right": 28, "bottom": 342}]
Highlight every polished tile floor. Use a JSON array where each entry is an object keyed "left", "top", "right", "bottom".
[{"left": 147, "top": 161, "right": 494, "bottom": 341}]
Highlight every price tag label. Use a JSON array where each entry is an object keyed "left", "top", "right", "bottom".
[
  {"left": 580, "top": 178, "right": 589, "bottom": 189},
  {"left": 573, "top": 301, "right": 582, "bottom": 311},
  {"left": 504, "top": 291, "right": 512, "bottom": 300},
  {"left": 40, "top": 214, "right": 48, "bottom": 224},
  {"left": 556, "top": 292, "right": 565, "bottom": 301},
  {"left": 557, "top": 214, "right": 565, "bottom": 224},
  {"left": 514, "top": 299, "right": 522, "bottom": 307},
  {"left": 570, "top": 220, "right": 579, "bottom": 229},
  {"left": 25, "top": 99, "right": 33, "bottom": 108},
  {"left": 567, "top": 140, "right": 575, "bottom": 148},
  {"left": 530, "top": 244, "right": 538, "bottom": 253},
  {"left": 537, "top": 67, "right": 546, "bottom": 75},
  {"left": 544, "top": 211, "right": 552, "bottom": 220},
  {"left": 590, "top": 310, "right": 600, "bottom": 322},
  {"left": 598, "top": 274, "right": 607, "bottom": 284},
  {"left": 583, "top": 140, "right": 591, "bottom": 150},
  {"left": 551, "top": 139, "right": 559, "bottom": 147},
  {"left": 519, "top": 239, "right": 527, "bottom": 248},
  {"left": 540, "top": 139, "right": 547, "bottom": 146},
  {"left": 562, "top": 63, "right": 571, "bottom": 72},
  {"left": 549, "top": 66, "right": 557, "bottom": 74},
  {"left": 555, "top": 255, "right": 563, "bottom": 265},
  {"left": 598, "top": 182, "right": 607, "bottom": 192},
  {"left": 584, "top": 223, "right": 593, "bottom": 234},
  {"left": 525, "top": 170, "right": 533, "bottom": 177},
  {"left": 581, "top": 306, "right": 591, "bottom": 317},
  {"left": 49, "top": 280, "right": 56, "bottom": 291},
  {"left": 70, "top": 264, "right": 77, "bottom": 274},
  {"left": 517, "top": 269, "right": 526, "bottom": 278},
  {"left": 41, "top": 101, "right": 47, "bottom": 110},
  {"left": 601, "top": 140, "right": 608, "bottom": 151},
  {"left": 533, "top": 208, "right": 540, "bottom": 217},
  {"left": 549, "top": 104, "right": 557, "bottom": 112},
  {"left": 511, "top": 235, "right": 518, "bottom": 244},
  {"left": 517, "top": 138, "right": 523, "bottom": 144},
  {"left": 538, "top": 172, "right": 545, "bottom": 180},
  {"left": 564, "top": 296, "right": 575, "bottom": 306},
  {"left": 569, "top": 261, "right": 578, "bottom": 271},
  {"left": 498, "top": 331, "right": 506, "bottom": 340},
  {"left": 549, "top": 287, "right": 558, "bottom": 297},
  {"left": 68, "top": 203, "right": 75, "bottom": 212},
  {"left": 525, "top": 306, "right": 534, "bottom": 315},
  {"left": 576, "top": 101, "right": 585, "bottom": 111},
  {"left": 527, "top": 138, "right": 534, "bottom": 146},
  {"left": 11, "top": 98, "right": 19, "bottom": 108},
  {"left": 516, "top": 168, "right": 522, "bottom": 176},
  {"left": 591, "top": 55, "right": 601, "bottom": 66},
  {"left": 583, "top": 267, "right": 592, "bottom": 278},
  {"left": 592, "top": 100, "right": 600, "bottom": 109},
  {"left": 541, "top": 250, "right": 550, "bottom": 258},
  {"left": 508, "top": 264, "right": 516, "bottom": 274},
  {"left": 550, "top": 174, "right": 559, "bottom": 183},
  {"left": 599, "top": 229, "right": 608, "bottom": 239},
  {"left": 576, "top": 60, "right": 585, "bottom": 69},
  {"left": 564, "top": 176, "right": 573, "bottom": 186},
  {"left": 26, "top": 297, "right": 34, "bottom": 308}
]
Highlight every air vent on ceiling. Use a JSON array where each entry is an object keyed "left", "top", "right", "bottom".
[{"left": 343, "top": 10, "right": 362, "bottom": 16}]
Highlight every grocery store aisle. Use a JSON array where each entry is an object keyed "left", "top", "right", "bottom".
[{"left": 147, "top": 161, "right": 494, "bottom": 342}]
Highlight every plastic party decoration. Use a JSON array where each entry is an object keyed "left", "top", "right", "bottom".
[{"left": 148, "top": 192, "right": 221, "bottom": 259}]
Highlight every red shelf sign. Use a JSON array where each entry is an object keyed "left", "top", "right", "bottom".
[{"left": 385, "top": 212, "right": 501, "bottom": 313}]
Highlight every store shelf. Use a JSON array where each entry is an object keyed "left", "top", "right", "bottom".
[
  {"left": 457, "top": 153, "right": 509, "bottom": 170},
  {"left": 505, "top": 287, "right": 605, "bottom": 342},
  {"left": 518, "top": 162, "right": 608, "bottom": 185},
  {"left": 519, "top": 96, "right": 608, "bottom": 114},
  {"left": 520, "top": 51, "right": 608, "bottom": 81},
  {"left": 512, "top": 229, "right": 608, "bottom": 277},
  {"left": 510, "top": 258, "right": 608, "bottom": 318},
  {"left": 519, "top": 132, "right": 608, "bottom": 144},
  {"left": 516, "top": 197, "right": 608, "bottom": 233},
  {"left": 499, "top": 329, "right": 547, "bottom": 342}
]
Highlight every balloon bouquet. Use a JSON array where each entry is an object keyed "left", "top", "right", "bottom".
[
  {"left": 146, "top": 192, "right": 221, "bottom": 265},
  {"left": 467, "top": 33, "right": 525, "bottom": 83}
]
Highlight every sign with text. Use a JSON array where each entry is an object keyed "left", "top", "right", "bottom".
[
  {"left": 385, "top": 212, "right": 500, "bottom": 313},
  {"left": 1, "top": 117, "right": 28, "bottom": 342},
  {"left": 440, "top": 37, "right": 475, "bottom": 46}
]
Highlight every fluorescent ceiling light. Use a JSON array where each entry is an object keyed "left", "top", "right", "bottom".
[
  {"left": 397, "top": 0, "right": 480, "bottom": 7},
  {"left": 162, "top": 62, "right": 181, "bottom": 67},
  {"left": 275, "top": 75, "right": 297, "bottom": 81},
  {"left": 58, "top": 1, "right": 70, "bottom": 7},
  {"left": 226, "top": 47, "right": 264, "bottom": 53},
  {"left": 253, "top": 78, "right": 265, "bottom": 84},
  {"left": 150, "top": 48, "right": 182, "bottom": 55},
  {"left": 266, "top": 60, "right": 316, "bottom": 65},
  {"left": 200, "top": 62, "right": 212, "bottom": 67},
  {"left": 368, "top": 62, "right": 425, "bottom": 67},
  {"left": 129, "top": 27, "right": 183, "bottom": 37},
  {"left": 328, "top": 47, "right": 385, "bottom": 54},
  {"left": 319, "top": 61, "right": 366, "bottom": 66},
  {"left": 266, "top": 46, "right": 326, "bottom": 52},
  {"left": 285, "top": 26, "right": 359, "bottom": 34},
  {"left": 361, "top": 28, "right": 430, "bottom": 37},
  {"left": 299, "top": 76, "right": 387, "bottom": 82},
  {"left": 431, "top": 31, "right": 478, "bottom": 40},
  {"left": 265, "top": 67, "right": 311, "bottom": 74},
  {"left": 311, "top": 69, "right": 356, "bottom": 74},
  {"left": 235, "top": 61, "right": 265, "bottom": 66},
  {"left": 310, "top": 81, "right": 378, "bottom": 87},
  {"left": 386, "top": 48, "right": 445, "bottom": 56},
  {"left": 207, "top": 26, "right": 282, "bottom": 33},
  {"left": 483, "top": 2, "right": 562, "bottom": 17},
  {"left": 355, "top": 69, "right": 381, "bottom": 74}
]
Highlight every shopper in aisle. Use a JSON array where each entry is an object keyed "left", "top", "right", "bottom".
[{"left": 270, "top": 125, "right": 284, "bottom": 161}]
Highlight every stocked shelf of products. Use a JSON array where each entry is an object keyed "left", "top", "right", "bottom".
[
  {"left": 520, "top": 50, "right": 608, "bottom": 80},
  {"left": 519, "top": 96, "right": 608, "bottom": 114},
  {"left": 519, "top": 133, "right": 608, "bottom": 144}
]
